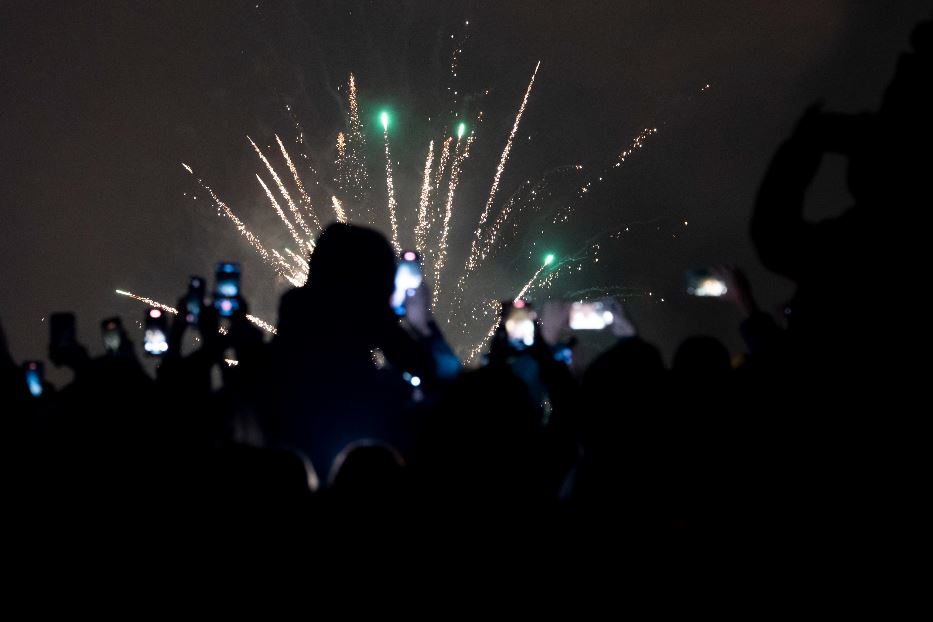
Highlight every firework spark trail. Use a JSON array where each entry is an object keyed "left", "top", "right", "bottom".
[
  {"left": 284, "top": 248, "right": 310, "bottom": 273},
  {"left": 615, "top": 127, "right": 658, "bottom": 167},
  {"left": 335, "top": 132, "right": 349, "bottom": 200},
  {"left": 466, "top": 300, "right": 503, "bottom": 364},
  {"left": 255, "top": 174, "right": 308, "bottom": 255},
  {"left": 271, "top": 248, "right": 304, "bottom": 280},
  {"left": 345, "top": 74, "right": 370, "bottom": 212},
  {"left": 526, "top": 260, "right": 575, "bottom": 298},
  {"left": 434, "top": 137, "right": 453, "bottom": 208},
  {"left": 115, "top": 290, "right": 178, "bottom": 314},
  {"left": 331, "top": 196, "right": 347, "bottom": 223},
  {"left": 432, "top": 134, "right": 474, "bottom": 309},
  {"left": 382, "top": 126, "right": 400, "bottom": 253},
  {"left": 515, "top": 262, "right": 549, "bottom": 301},
  {"left": 284, "top": 104, "right": 325, "bottom": 186},
  {"left": 449, "top": 167, "right": 570, "bottom": 318},
  {"left": 521, "top": 244, "right": 595, "bottom": 301},
  {"left": 250, "top": 137, "right": 314, "bottom": 253},
  {"left": 463, "top": 61, "right": 541, "bottom": 279},
  {"left": 336, "top": 132, "right": 347, "bottom": 158},
  {"left": 562, "top": 285, "right": 649, "bottom": 300},
  {"left": 182, "top": 164, "right": 278, "bottom": 270},
  {"left": 275, "top": 134, "right": 321, "bottom": 234},
  {"left": 246, "top": 314, "right": 278, "bottom": 335},
  {"left": 414, "top": 136, "right": 450, "bottom": 276},
  {"left": 481, "top": 165, "right": 580, "bottom": 260},
  {"left": 415, "top": 140, "right": 435, "bottom": 255},
  {"left": 271, "top": 250, "right": 306, "bottom": 286},
  {"left": 117, "top": 289, "right": 279, "bottom": 335}
]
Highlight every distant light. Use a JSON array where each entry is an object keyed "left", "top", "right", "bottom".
[
  {"left": 380, "top": 111, "right": 390, "bottom": 131},
  {"left": 544, "top": 254, "right": 555, "bottom": 266},
  {"left": 457, "top": 122, "right": 466, "bottom": 139}
]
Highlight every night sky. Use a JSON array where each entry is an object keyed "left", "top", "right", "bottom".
[{"left": 2, "top": 1, "right": 929, "bottom": 379}]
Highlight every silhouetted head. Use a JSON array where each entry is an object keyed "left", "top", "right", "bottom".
[
  {"left": 581, "top": 337, "right": 666, "bottom": 443},
  {"left": 329, "top": 440, "right": 405, "bottom": 498},
  {"left": 585, "top": 337, "right": 665, "bottom": 385},
  {"left": 276, "top": 223, "right": 396, "bottom": 349},
  {"left": 672, "top": 336, "right": 731, "bottom": 378},
  {"left": 308, "top": 223, "right": 395, "bottom": 308}
]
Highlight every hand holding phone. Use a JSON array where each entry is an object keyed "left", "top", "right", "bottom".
[
  {"left": 503, "top": 299, "right": 537, "bottom": 349},
  {"left": 24, "top": 361, "right": 44, "bottom": 397},
  {"left": 101, "top": 317, "right": 124, "bottom": 354},
  {"left": 186, "top": 276, "right": 206, "bottom": 325},
  {"left": 214, "top": 262, "right": 241, "bottom": 317},
  {"left": 686, "top": 269, "right": 728, "bottom": 297},
  {"left": 392, "top": 250, "right": 423, "bottom": 316},
  {"left": 143, "top": 308, "right": 169, "bottom": 356},
  {"left": 569, "top": 301, "right": 616, "bottom": 330}
]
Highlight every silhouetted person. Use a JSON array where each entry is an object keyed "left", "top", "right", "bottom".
[
  {"left": 328, "top": 440, "right": 406, "bottom": 505},
  {"left": 672, "top": 335, "right": 731, "bottom": 380},
  {"left": 751, "top": 18, "right": 931, "bottom": 375},
  {"left": 415, "top": 365, "right": 552, "bottom": 513},
  {"left": 256, "top": 223, "right": 429, "bottom": 476}
]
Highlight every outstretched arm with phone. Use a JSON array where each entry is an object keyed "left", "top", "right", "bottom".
[{"left": 751, "top": 105, "right": 869, "bottom": 281}]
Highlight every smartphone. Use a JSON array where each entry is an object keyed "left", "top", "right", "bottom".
[
  {"left": 502, "top": 299, "right": 537, "bottom": 349},
  {"left": 143, "top": 308, "right": 169, "bottom": 356},
  {"left": 392, "top": 250, "right": 422, "bottom": 316},
  {"left": 186, "top": 276, "right": 206, "bottom": 325},
  {"left": 50, "top": 312, "right": 77, "bottom": 350},
  {"left": 686, "top": 269, "right": 728, "bottom": 297},
  {"left": 24, "top": 361, "right": 44, "bottom": 398},
  {"left": 569, "top": 301, "right": 614, "bottom": 330},
  {"left": 214, "top": 262, "right": 241, "bottom": 317},
  {"left": 101, "top": 317, "right": 123, "bottom": 354}
]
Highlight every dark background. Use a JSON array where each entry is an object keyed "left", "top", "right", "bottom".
[{"left": 2, "top": 1, "right": 929, "bottom": 381}]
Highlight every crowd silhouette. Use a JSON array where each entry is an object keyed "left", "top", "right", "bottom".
[{"left": 3, "top": 19, "right": 929, "bottom": 577}]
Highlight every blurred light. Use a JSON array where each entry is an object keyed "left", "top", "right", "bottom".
[
  {"left": 457, "top": 122, "right": 466, "bottom": 139},
  {"left": 544, "top": 254, "right": 555, "bottom": 265},
  {"left": 695, "top": 278, "right": 728, "bottom": 297},
  {"left": 403, "top": 250, "right": 417, "bottom": 261},
  {"left": 27, "top": 374, "right": 42, "bottom": 398},
  {"left": 380, "top": 111, "right": 390, "bottom": 131},
  {"left": 149, "top": 309, "right": 162, "bottom": 318},
  {"left": 410, "top": 375, "right": 422, "bottom": 387}
]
